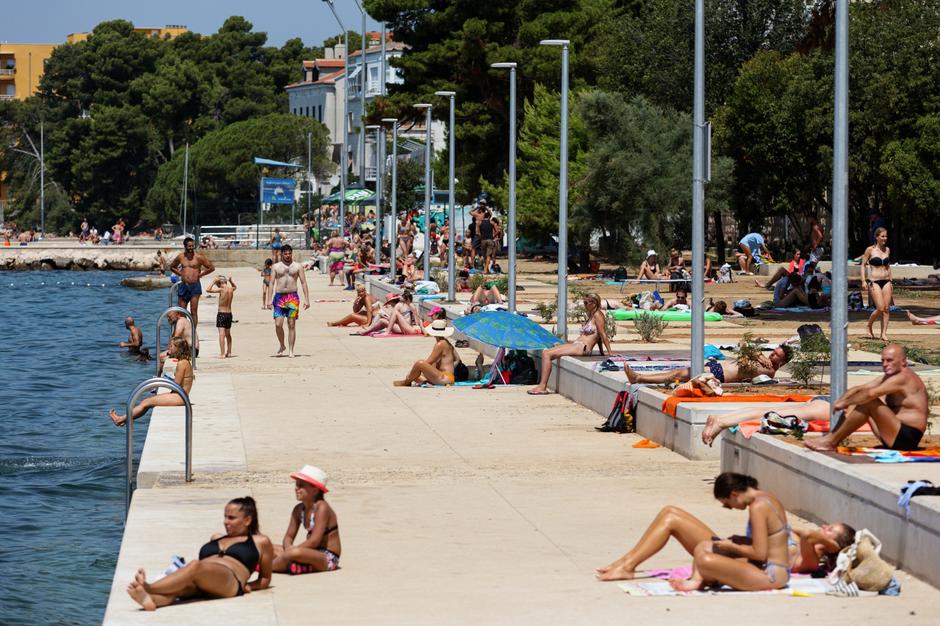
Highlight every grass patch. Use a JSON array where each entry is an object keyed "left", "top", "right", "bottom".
[{"left": 858, "top": 339, "right": 940, "bottom": 366}]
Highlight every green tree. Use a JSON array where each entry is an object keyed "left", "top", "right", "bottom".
[{"left": 145, "top": 114, "right": 333, "bottom": 225}]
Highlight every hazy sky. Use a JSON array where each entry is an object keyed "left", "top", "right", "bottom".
[{"left": 1, "top": 0, "right": 384, "bottom": 48}]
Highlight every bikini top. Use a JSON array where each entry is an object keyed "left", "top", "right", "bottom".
[
  {"left": 299, "top": 504, "right": 339, "bottom": 537},
  {"left": 581, "top": 319, "right": 597, "bottom": 335},
  {"left": 745, "top": 496, "right": 795, "bottom": 548},
  {"left": 198, "top": 533, "right": 259, "bottom": 572},
  {"left": 868, "top": 255, "right": 891, "bottom": 267}
]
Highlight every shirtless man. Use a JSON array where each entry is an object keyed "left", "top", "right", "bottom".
[
  {"left": 393, "top": 319, "right": 457, "bottom": 386},
  {"left": 169, "top": 237, "right": 215, "bottom": 348},
  {"left": 624, "top": 345, "right": 792, "bottom": 385},
  {"left": 265, "top": 245, "right": 310, "bottom": 357},
  {"left": 159, "top": 310, "right": 193, "bottom": 374},
  {"left": 207, "top": 275, "right": 237, "bottom": 358},
  {"left": 805, "top": 344, "right": 928, "bottom": 451},
  {"left": 120, "top": 316, "right": 143, "bottom": 353}
]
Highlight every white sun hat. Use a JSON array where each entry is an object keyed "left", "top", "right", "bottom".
[{"left": 290, "top": 465, "right": 329, "bottom": 493}]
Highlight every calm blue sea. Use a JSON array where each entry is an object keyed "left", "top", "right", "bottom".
[{"left": 0, "top": 271, "right": 167, "bottom": 625}]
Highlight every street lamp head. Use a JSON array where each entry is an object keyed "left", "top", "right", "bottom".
[
  {"left": 413, "top": 103, "right": 432, "bottom": 110},
  {"left": 380, "top": 118, "right": 398, "bottom": 124},
  {"left": 320, "top": 0, "right": 334, "bottom": 5},
  {"left": 539, "top": 39, "right": 570, "bottom": 47},
  {"left": 366, "top": 124, "right": 381, "bottom": 130},
  {"left": 434, "top": 90, "right": 456, "bottom": 98},
  {"left": 490, "top": 62, "right": 517, "bottom": 69}
]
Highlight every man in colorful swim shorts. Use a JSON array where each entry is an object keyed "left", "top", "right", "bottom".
[
  {"left": 265, "top": 245, "right": 309, "bottom": 357},
  {"left": 169, "top": 237, "right": 215, "bottom": 351}
]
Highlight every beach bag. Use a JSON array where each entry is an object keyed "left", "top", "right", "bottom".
[
  {"left": 797, "top": 324, "right": 824, "bottom": 342},
  {"left": 414, "top": 280, "right": 440, "bottom": 295},
  {"left": 614, "top": 266, "right": 628, "bottom": 281},
  {"left": 848, "top": 291, "right": 864, "bottom": 310},
  {"left": 454, "top": 360, "right": 469, "bottom": 382},
  {"left": 829, "top": 530, "right": 894, "bottom": 593},
  {"left": 506, "top": 350, "right": 538, "bottom": 385},
  {"left": 716, "top": 263, "right": 734, "bottom": 283},
  {"left": 596, "top": 391, "right": 634, "bottom": 433},
  {"left": 733, "top": 299, "right": 756, "bottom": 317}
]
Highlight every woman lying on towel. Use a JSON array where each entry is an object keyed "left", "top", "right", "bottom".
[
  {"left": 126, "top": 497, "right": 274, "bottom": 610},
  {"left": 596, "top": 473, "right": 836, "bottom": 590},
  {"left": 701, "top": 397, "right": 832, "bottom": 447}
]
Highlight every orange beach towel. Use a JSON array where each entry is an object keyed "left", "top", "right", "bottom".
[{"left": 661, "top": 393, "right": 813, "bottom": 417}]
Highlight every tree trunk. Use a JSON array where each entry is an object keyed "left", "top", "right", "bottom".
[{"left": 712, "top": 209, "right": 726, "bottom": 263}]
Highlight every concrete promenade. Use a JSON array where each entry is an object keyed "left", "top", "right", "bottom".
[{"left": 104, "top": 266, "right": 937, "bottom": 625}]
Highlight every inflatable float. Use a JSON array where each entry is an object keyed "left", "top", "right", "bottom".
[{"left": 607, "top": 309, "right": 723, "bottom": 322}]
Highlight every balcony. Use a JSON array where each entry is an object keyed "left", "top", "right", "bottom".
[
  {"left": 365, "top": 166, "right": 377, "bottom": 182},
  {"left": 0, "top": 68, "right": 15, "bottom": 79},
  {"left": 0, "top": 94, "right": 15, "bottom": 100}
]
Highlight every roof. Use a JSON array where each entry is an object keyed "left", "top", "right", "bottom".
[
  {"left": 285, "top": 69, "right": 344, "bottom": 90},
  {"left": 303, "top": 59, "right": 345, "bottom": 70},
  {"left": 347, "top": 41, "right": 407, "bottom": 59}
]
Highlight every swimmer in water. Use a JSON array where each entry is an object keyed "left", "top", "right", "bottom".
[{"left": 119, "top": 316, "right": 143, "bottom": 353}]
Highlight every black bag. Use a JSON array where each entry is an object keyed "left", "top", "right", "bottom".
[
  {"left": 614, "top": 265, "right": 628, "bottom": 281},
  {"left": 596, "top": 391, "right": 634, "bottom": 433},
  {"left": 506, "top": 350, "right": 538, "bottom": 385},
  {"left": 454, "top": 360, "right": 469, "bottom": 382},
  {"left": 797, "top": 323, "right": 823, "bottom": 342}
]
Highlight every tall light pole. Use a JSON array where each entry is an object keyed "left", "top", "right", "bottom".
[
  {"left": 307, "top": 131, "right": 313, "bottom": 246},
  {"left": 491, "top": 62, "right": 517, "bottom": 312},
  {"left": 382, "top": 117, "right": 399, "bottom": 279},
  {"left": 39, "top": 119, "right": 45, "bottom": 238},
  {"left": 540, "top": 39, "right": 570, "bottom": 339},
  {"left": 830, "top": 0, "right": 850, "bottom": 412},
  {"left": 380, "top": 22, "right": 387, "bottom": 97},
  {"left": 366, "top": 124, "right": 383, "bottom": 260},
  {"left": 322, "top": 0, "right": 348, "bottom": 239},
  {"left": 414, "top": 103, "right": 433, "bottom": 281},
  {"left": 434, "top": 90, "right": 456, "bottom": 301},
  {"left": 690, "top": 0, "right": 706, "bottom": 376},
  {"left": 352, "top": 0, "right": 367, "bottom": 183}
]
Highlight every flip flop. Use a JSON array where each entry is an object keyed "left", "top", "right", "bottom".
[{"left": 527, "top": 389, "right": 551, "bottom": 395}]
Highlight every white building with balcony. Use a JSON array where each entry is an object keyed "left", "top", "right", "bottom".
[{"left": 286, "top": 35, "right": 444, "bottom": 191}]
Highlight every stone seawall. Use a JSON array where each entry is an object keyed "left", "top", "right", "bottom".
[{"left": 0, "top": 247, "right": 159, "bottom": 271}]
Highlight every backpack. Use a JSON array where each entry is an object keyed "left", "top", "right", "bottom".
[
  {"left": 716, "top": 263, "right": 734, "bottom": 284},
  {"left": 596, "top": 391, "right": 635, "bottom": 433},
  {"left": 506, "top": 350, "right": 539, "bottom": 385},
  {"left": 614, "top": 266, "right": 628, "bottom": 281}
]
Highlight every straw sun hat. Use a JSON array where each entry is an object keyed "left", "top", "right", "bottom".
[
  {"left": 426, "top": 319, "right": 454, "bottom": 338},
  {"left": 291, "top": 465, "right": 329, "bottom": 493}
]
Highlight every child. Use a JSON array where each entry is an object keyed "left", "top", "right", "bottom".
[
  {"left": 273, "top": 465, "right": 341, "bottom": 574},
  {"left": 260, "top": 258, "right": 273, "bottom": 309},
  {"left": 207, "top": 275, "right": 237, "bottom": 358}
]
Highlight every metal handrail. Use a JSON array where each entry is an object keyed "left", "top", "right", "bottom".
[
  {"left": 125, "top": 377, "right": 193, "bottom": 514},
  {"left": 168, "top": 281, "right": 180, "bottom": 308},
  {"left": 156, "top": 306, "right": 197, "bottom": 375}
]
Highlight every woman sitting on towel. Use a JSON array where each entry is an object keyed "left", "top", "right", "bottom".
[
  {"left": 377, "top": 290, "right": 423, "bottom": 336},
  {"left": 528, "top": 294, "right": 612, "bottom": 395},
  {"left": 596, "top": 473, "right": 794, "bottom": 591},
  {"left": 356, "top": 293, "right": 401, "bottom": 335},
  {"left": 394, "top": 320, "right": 457, "bottom": 386},
  {"left": 126, "top": 497, "right": 274, "bottom": 610}
]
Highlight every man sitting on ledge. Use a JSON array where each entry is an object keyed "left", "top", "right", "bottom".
[
  {"left": 623, "top": 345, "right": 792, "bottom": 385},
  {"left": 805, "top": 344, "right": 927, "bottom": 451}
]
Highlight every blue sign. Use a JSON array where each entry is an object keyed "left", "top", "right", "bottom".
[{"left": 262, "top": 177, "right": 296, "bottom": 204}]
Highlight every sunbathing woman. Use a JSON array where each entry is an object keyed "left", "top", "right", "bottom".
[
  {"left": 394, "top": 320, "right": 457, "bottom": 386},
  {"left": 596, "top": 473, "right": 793, "bottom": 592},
  {"left": 529, "top": 294, "right": 612, "bottom": 395},
  {"left": 378, "top": 290, "right": 423, "bottom": 336},
  {"left": 862, "top": 227, "right": 893, "bottom": 341},
  {"left": 638, "top": 250, "right": 663, "bottom": 281},
  {"left": 126, "top": 497, "right": 274, "bottom": 610},
  {"left": 327, "top": 284, "right": 376, "bottom": 327},
  {"left": 465, "top": 278, "right": 504, "bottom": 314},
  {"left": 356, "top": 293, "right": 399, "bottom": 335},
  {"left": 907, "top": 311, "right": 940, "bottom": 325},
  {"left": 273, "top": 465, "right": 341, "bottom": 574},
  {"left": 110, "top": 336, "right": 193, "bottom": 426},
  {"left": 701, "top": 397, "right": 831, "bottom": 446}
]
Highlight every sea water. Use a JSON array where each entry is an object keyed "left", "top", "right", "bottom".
[{"left": 0, "top": 271, "right": 167, "bottom": 625}]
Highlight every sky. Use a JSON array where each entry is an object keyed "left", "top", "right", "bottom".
[{"left": 1, "top": 0, "right": 384, "bottom": 48}]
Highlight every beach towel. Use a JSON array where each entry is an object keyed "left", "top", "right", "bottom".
[
  {"left": 661, "top": 393, "right": 813, "bottom": 418},
  {"left": 618, "top": 576, "right": 831, "bottom": 597},
  {"left": 736, "top": 419, "right": 871, "bottom": 439},
  {"left": 368, "top": 332, "right": 424, "bottom": 338},
  {"left": 836, "top": 447, "right": 940, "bottom": 463}
]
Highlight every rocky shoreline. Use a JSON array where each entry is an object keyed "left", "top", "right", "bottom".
[{"left": 0, "top": 247, "right": 159, "bottom": 271}]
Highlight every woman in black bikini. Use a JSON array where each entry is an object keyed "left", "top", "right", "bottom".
[
  {"left": 126, "top": 497, "right": 274, "bottom": 610},
  {"left": 862, "top": 227, "right": 893, "bottom": 341},
  {"left": 273, "top": 465, "right": 342, "bottom": 574}
]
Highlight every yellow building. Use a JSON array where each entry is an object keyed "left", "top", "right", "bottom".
[
  {"left": 65, "top": 24, "right": 189, "bottom": 44},
  {"left": 0, "top": 43, "right": 57, "bottom": 101}
]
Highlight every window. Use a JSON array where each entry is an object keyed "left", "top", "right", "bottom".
[
  {"left": 318, "top": 105, "right": 322, "bottom": 121},
  {"left": 306, "top": 106, "right": 310, "bottom": 117}
]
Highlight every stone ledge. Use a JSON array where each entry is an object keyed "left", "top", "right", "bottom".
[{"left": 720, "top": 431, "right": 940, "bottom": 588}]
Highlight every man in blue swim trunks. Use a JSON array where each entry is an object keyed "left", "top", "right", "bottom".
[{"left": 170, "top": 237, "right": 215, "bottom": 351}]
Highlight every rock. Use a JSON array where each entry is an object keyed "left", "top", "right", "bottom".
[{"left": 121, "top": 275, "right": 173, "bottom": 290}]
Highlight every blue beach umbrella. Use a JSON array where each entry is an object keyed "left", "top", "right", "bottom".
[{"left": 452, "top": 311, "right": 563, "bottom": 350}]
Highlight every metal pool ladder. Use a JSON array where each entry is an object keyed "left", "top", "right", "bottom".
[{"left": 125, "top": 377, "right": 193, "bottom": 515}]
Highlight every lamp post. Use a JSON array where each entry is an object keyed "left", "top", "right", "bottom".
[
  {"left": 830, "top": 0, "right": 850, "bottom": 412},
  {"left": 434, "top": 90, "right": 456, "bottom": 301},
  {"left": 322, "top": 0, "right": 348, "bottom": 239},
  {"left": 366, "top": 124, "right": 383, "bottom": 260},
  {"left": 382, "top": 117, "right": 399, "bottom": 279},
  {"left": 690, "top": 0, "right": 706, "bottom": 376},
  {"left": 352, "top": 0, "right": 367, "bottom": 184},
  {"left": 539, "top": 39, "right": 570, "bottom": 339},
  {"left": 414, "top": 103, "right": 433, "bottom": 281},
  {"left": 380, "top": 22, "right": 387, "bottom": 97},
  {"left": 491, "top": 62, "right": 517, "bottom": 312}
]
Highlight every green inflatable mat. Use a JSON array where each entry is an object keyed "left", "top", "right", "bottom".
[{"left": 607, "top": 309, "right": 723, "bottom": 322}]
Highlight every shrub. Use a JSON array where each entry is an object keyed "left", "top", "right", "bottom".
[
  {"left": 432, "top": 269, "right": 449, "bottom": 295},
  {"left": 734, "top": 332, "right": 763, "bottom": 380},
  {"left": 534, "top": 301, "right": 558, "bottom": 324},
  {"left": 787, "top": 332, "right": 832, "bottom": 387},
  {"left": 633, "top": 312, "right": 668, "bottom": 342}
]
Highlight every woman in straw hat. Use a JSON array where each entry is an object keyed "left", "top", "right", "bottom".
[
  {"left": 393, "top": 319, "right": 457, "bottom": 386},
  {"left": 273, "top": 465, "right": 342, "bottom": 574}
]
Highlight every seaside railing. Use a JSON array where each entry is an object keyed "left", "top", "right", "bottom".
[
  {"left": 155, "top": 306, "right": 197, "bottom": 374},
  {"left": 125, "top": 377, "right": 193, "bottom": 515}
]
